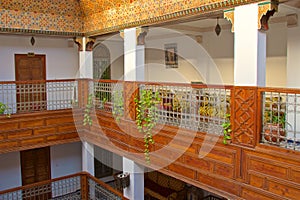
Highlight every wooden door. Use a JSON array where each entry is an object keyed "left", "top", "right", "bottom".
[
  {"left": 15, "top": 54, "right": 46, "bottom": 112},
  {"left": 21, "top": 147, "right": 51, "bottom": 199}
]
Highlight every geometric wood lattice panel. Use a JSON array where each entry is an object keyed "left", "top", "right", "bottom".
[{"left": 231, "top": 87, "right": 258, "bottom": 147}]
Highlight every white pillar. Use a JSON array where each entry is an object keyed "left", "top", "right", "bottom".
[
  {"left": 287, "top": 25, "right": 300, "bottom": 88},
  {"left": 124, "top": 28, "right": 146, "bottom": 81},
  {"left": 234, "top": 3, "right": 266, "bottom": 86},
  {"left": 82, "top": 141, "right": 95, "bottom": 176},
  {"left": 79, "top": 37, "right": 93, "bottom": 79},
  {"left": 123, "top": 27, "right": 145, "bottom": 199},
  {"left": 286, "top": 24, "right": 300, "bottom": 140},
  {"left": 123, "top": 157, "right": 144, "bottom": 200}
]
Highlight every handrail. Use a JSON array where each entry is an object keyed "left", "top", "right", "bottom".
[
  {"left": 0, "top": 172, "right": 128, "bottom": 200},
  {"left": 0, "top": 79, "right": 76, "bottom": 84},
  {"left": 0, "top": 172, "right": 82, "bottom": 195},
  {"left": 86, "top": 173, "right": 129, "bottom": 200}
]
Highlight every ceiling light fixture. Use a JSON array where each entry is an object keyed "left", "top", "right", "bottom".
[
  {"left": 30, "top": 36, "right": 35, "bottom": 46},
  {"left": 215, "top": 17, "right": 221, "bottom": 36}
]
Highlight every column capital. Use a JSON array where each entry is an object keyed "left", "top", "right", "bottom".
[
  {"left": 74, "top": 37, "right": 96, "bottom": 51},
  {"left": 224, "top": 0, "right": 278, "bottom": 32},
  {"left": 119, "top": 27, "right": 149, "bottom": 45}
]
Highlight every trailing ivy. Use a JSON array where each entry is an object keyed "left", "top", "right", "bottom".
[
  {"left": 83, "top": 94, "right": 93, "bottom": 126},
  {"left": 222, "top": 113, "right": 232, "bottom": 144},
  {"left": 112, "top": 90, "right": 124, "bottom": 122},
  {"left": 0, "top": 102, "right": 11, "bottom": 118},
  {"left": 135, "top": 89, "right": 160, "bottom": 163}
]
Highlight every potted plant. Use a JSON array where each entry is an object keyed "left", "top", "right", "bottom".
[
  {"left": 263, "top": 110, "right": 286, "bottom": 143},
  {"left": 263, "top": 97, "right": 287, "bottom": 143}
]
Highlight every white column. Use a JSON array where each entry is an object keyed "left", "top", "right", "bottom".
[
  {"left": 234, "top": 3, "right": 266, "bottom": 86},
  {"left": 136, "top": 45, "right": 145, "bottom": 81},
  {"left": 82, "top": 141, "right": 94, "bottom": 176},
  {"left": 287, "top": 25, "right": 300, "bottom": 88},
  {"left": 123, "top": 157, "right": 144, "bottom": 200},
  {"left": 124, "top": 28, "right": 146, "bottom": 81},
  {"left": 286, "top": 24, "right": 300, "bottom": 140},
  {"left": 79, "top": 37, "right": 93, "bottom": 79},
  {"left": 123, "top": 27, "right": 145, "bottom": 200}
]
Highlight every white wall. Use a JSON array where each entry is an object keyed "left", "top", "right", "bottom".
[
  {"left": 97, "top": 38, "right": 124, "bottom": 80},
  {"left": 200, "top": 21, "right": 288, "bottom": 87},
  {"left": 0, "top": 35, "right": 79, "bottom": 81},
  {"left": 287, "top": 25, "right": 300, "bottom": 88},
  {"left": 214, "top": 57, "right": 287, "bottom": 87},
  {"left": 145, "top": 28, "right": 214, "bottom": 84},
  {"left": 50, "top": 142, "right": 82, "bottom": 178},
  {"left": 0, "top": 151, "right": 22, "bottom": 191}
]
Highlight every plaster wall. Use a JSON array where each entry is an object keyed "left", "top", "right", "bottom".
[
  {"left": 50, "top": 142, "right": 82, "bottom": 179},
  {"left": 0, "top": 35, "right": 79, "bottom": 81},
  {"left": 0, "top": 151, "right": 22, "bottom": 191}
]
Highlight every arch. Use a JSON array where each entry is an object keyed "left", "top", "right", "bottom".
[{"left": 93, "top": 43, "right": 111, "bottom": 79}]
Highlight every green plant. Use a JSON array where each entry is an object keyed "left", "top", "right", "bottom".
[
  {"left": 222, "top": 114, "right": 232, "bottom": 145},
  {"left": 83, "top": 94, "right": 93, "bottom": 126},
  {"left": 135, "top": 90, "right": 160, "bottom": 163},
  {"left": 264, "top": 110, "right": 286, "bottom": 127},
  {"left": 112, "top": 91, "right": 124, "bottom": 122},
  {"left": 0, "top": 102, "right": 11, "bottom": 118}
]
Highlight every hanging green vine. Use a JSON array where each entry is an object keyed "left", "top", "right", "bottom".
[
  {"left": 83, "top": 94, "right": 93, "bottom": 126},
  {"left": 0, "top": 102, "right": 11, "bottom": 118},
  {"left": 222, "top": 113, "right": 232, "bottom": 144},
  {"left": 135, "top": 89, "right": 160, "bottom": 163},
  {"left": 112, "top": 91, "right": 124, "bottom": 122}
]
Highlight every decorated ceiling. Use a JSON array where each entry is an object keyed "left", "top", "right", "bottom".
[
  {"left": 0, "top": 0, "right": 265, "bottom": 37},
  {"left": 0, "top": 0, "right": 83, "bottom": 36},
  {"left": 80, "top": 0, "right": 137, "bottom": 16}
]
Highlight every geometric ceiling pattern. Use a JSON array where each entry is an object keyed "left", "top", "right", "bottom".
[
  {"left": 0, "top": 0, "right": 266, "bottom": 37},
  {"left": 80, "top": 0, "right": 137, "bottom": 16},
  {"left": 0, "top": 0, "right": 83, "bottom": 35}
]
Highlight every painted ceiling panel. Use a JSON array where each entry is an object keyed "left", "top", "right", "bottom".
[
  {"left": 0, "top": 0, "right": 82, "bottom": 16},
  {"left": 80, "top": 0, "right": 137, "bottom": 15}
]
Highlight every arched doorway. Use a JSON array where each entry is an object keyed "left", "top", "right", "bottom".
[{"left": 93, "top": 43, "right": 111, "bottom": 80}]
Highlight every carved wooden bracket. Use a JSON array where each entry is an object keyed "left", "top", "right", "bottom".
[
  {"left": 224, "top": 0, "right": 278, "bottom": 32},
  {"left": 74, "top": 37, "right": 95, "bottom": 51},
  {"left": 119, "top": 27, "right": 149, "bottom": 45},
  {"left": 258, "top": 0, "right": 278, "bottom": 31},
  {"left": 224, "top": 9, "right": 234, "bottom": 32}
]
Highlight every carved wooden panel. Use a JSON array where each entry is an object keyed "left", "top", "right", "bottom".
[
  {"left": 0, "top": 110, "right": 79, "bottom": 153},
  {"left": 123, "top": 82, "right": 138, "bottom": 121},
  {"left": 232, "top": 87, "right": 258, "bottom": 147},
  {"left": 243, "top": 148, "right": 300, "bottom": 199}
]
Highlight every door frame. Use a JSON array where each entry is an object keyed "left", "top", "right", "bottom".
[{"left": 15, "top": 54, "right": 46, "bottom": 81}]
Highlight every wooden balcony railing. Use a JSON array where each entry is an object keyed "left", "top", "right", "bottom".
[
  {"left": 0, "top": 172, "right": 128, "bottom": 200},
  {"left": 259, "top": 87, "right": 300, "bottom": 151},
  {"left": 89, "top": 80, "right": 300, "bottom": 152},
  {"left": 1, "top": 78, "right": 299, "bottom": 152},
  {"left": 0, "top": 79, "right": 78, "bottom": 114}
]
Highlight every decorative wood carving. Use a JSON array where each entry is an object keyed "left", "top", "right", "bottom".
[
  {"left": 224, "top": 1, "right": 278, "bottom": 32},
  {"left": 119, "top": 27, "right": 148, "bottom": 45},
  {"left": 231, "top": 87, "right": 258, "bottom": 148},
  {"left": 74, "top": 37, "right": 95, "bottom": 51},
  {"left": 258, "top": 1, "right": 278, "bottom": 31},
  {"left": 136, "top": 27, "right": 148, "bottom": 45},
  {"left": 224, "top": 9, "right": 234, "bottom": 32},
  {"left": 123, "top": 82, "right": 139, "bottom": 121}
]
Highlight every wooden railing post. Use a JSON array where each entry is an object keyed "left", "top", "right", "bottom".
[
  {"left": 123, "top": 81, "right": 139, "bottom": 121},
  {"left": 77, "top": 78, "right": 90, "bottom": 109},
  {"left": 81, "top": 173, "right": 89, "bottom": 200},
  {"left": 231, "top": 86, "right": 258, "bottom": 148}
]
